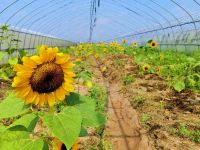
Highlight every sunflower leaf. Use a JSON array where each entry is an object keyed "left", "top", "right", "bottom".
[
  {"left": 8, "top": 57, "right": 18, "bottom": 65},
  {"left": 0, "top": 51, "right": 5, "bottom": 60},
  {"left": 66, "top": 93, "right": 105, "bottom": 127},
  {"left": 0, "top": 130, "right": 44, "bottom": 150},
  {"left": 173, "top": 81, "right": 185, "bottom": 92},
  {"left": 0, "top": 92, "right": 29, "bottom": 119},
  {"left": 40, "top": 107, "right": 82, "bottom": 150},
  {"left": 0, "top": 123, "right": 6, "bottom": 133},
  {"left": 8, "top": 113, "right": 39, "bottom": 132},
  {"left": 79, "top": 126, "right": 88, "bottom": 137}
]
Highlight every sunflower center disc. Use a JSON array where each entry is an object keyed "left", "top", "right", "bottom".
[{"left": 30, "top": 63, "right": 64, "bottom": 93}]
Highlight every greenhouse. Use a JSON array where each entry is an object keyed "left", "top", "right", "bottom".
[{"left": 1, "top": 0, "right": 200, "bottom": 150}]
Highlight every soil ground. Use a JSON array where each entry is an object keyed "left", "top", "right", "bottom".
[{"left": 97, "top": 54, "right": 200, "bottom": 150}]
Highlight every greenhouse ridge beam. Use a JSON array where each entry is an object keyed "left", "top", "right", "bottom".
[{"left": 89, "top": 0, "right": 100, "bottom": 42}]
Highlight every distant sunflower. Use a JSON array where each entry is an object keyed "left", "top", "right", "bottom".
[
  {"left": 132, "top": 42, "right": 138, "bottom": 47},
  {"left": 53, "top": 139, "right": 80, "bottom": 150},
  {"left": 156, "top": 67, "right": 161, "bottom": 74},
  {"left": 159, "top": 53, "right": 164, "bottom": 60},
  {"left": 75, "top": 58, "right": 81, "bottom": 62},
  {"left": 122, "top": 39, "right": 126, "bottom": 44},
  {"left": 12, "top": 45, "right": 75, "bottom": 107},
  {"left": 142, "top": 64, "right": 150, "bottom": 71},
  {"left": 149, "top": 40, "right": 158, "bottom": 49}
]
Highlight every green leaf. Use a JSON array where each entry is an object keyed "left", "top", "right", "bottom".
[
  {"left": 81, "top": 111, "right": 105, "bottom": 127},
  {"left": 9, "top": 113, "right": 38, "bottom": 132},
  {"left": 8, "top": 57, "right": 18, "bottom": 65},
  {"left": 40, "top": 107, "right": 82, "bottom": 150},
  {"left": 0, "top": 124, "right": 6, "bottom": 133},
  {"left": 0, "top": 92, "right": 29, "bottom": 119},
  {"left": 0, "top": 51, "right": 5, "bottom": 60},
  {"left": 0, "top": 69, "right": 9, "bottom": 80},
  {"left": 173, "top": 81, "right": 185, "bottom": 92},
  {"left": 79, "top": 126, "right": 88, "bottom": 137},
  {"left": 19, "top": 50, "right": 28, "bottom": 58},
  {"left": 66, "top": 93, "right": 105, "bottom": 127},
  {"left": 0, "top": 130, "right": 44, "bottom": 150}
]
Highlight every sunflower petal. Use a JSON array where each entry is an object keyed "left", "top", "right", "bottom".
[
  {"left": 17, "top": 71, "right": 33, "bottom": 78},
  {"left": 25, "top": 90, "right": 37, "bottom": 104},
  {"left": 38, "top": 94, "right": 46, "bottom": 106},
  {"left": 63, "top": 71, "right": 76, "bottom": 77},
  {"left": 12, "top": 77, "right": 29, "bottom": 87},
  {"left": 64, "top": 76, "right": 74, "bottom": 83},
  {"left": 47, "top": 93, "right": 56, "bottom": 107},
  {"left": 39, "top": 45, "right": 48, "bottom": 62},
  {"left": 55, "top": 87, "right": 66, "bottom": 101},
  {"left": 61, "top": 62, "right": 75, "bottom": 69},
  {"left": 22, "top": 57, "right": 37, "bottom": 68},
  {"left": 15, "top": 85, "right": 31, "bottom": 99},
  {"left": 47, "top": 47, "right": 58, "bottom": 62},
  {"left": 30, "top": 55, "right": 42, "bottom": 64},
  {"left": 62, "top": 82, "right": 74, "bottom": 92},
  {"left": 55, "top": 53, "right": 70, "bottom": 64},
  {"left": 13, "top": 64, "right": 33, "bottom": 72},
  {"left": 34, "top": 94, "right": 40, "bottom": 105}
]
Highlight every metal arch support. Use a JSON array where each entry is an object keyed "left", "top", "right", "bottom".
[
  {"left": 0, "top": 0, "right": 20, "bottom": 15},
  {"left": 5, "top": 0, "right": 39, "bottom": 24},
  {"left": 170, "top": 0, "right": 199, "bottom": 50},
  {"left": 110, "top": 0, "right": 166, "bottom": 45},
  {"left": 21, "top": 0, "right": 75, "bottom": 48},
  {"left": 14, "top": 0, "right": 59, "bottom": 27},
  {"left": 130, "top": 0, "right": 177, "bottom": 50}
]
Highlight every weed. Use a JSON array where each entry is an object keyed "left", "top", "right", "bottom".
[
  {"left": 140, "top": 113, "right": 152, "bottom": 126},
  {"left": 114, "top": 59, "right": 125, "bottom": 66},
  {"left": 121, "top": 74, "right": 135, "bottom": 85},
  {"left": 167, "top": 124, "right": 200, "bottom": 143},
  {"left": 131, "top": 96, "right": 145, "bottom": 108},
  {"left": 88, "top": 84, "right": 108, "bottom": 113}
]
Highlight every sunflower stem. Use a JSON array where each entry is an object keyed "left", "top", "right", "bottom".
[{"left": 49, "top": 107, "right": 55, "bottom": 114}]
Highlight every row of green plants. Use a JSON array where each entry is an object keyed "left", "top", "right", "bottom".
[{"left": 66, "top": 40, "right": 200, "bottom": 93}]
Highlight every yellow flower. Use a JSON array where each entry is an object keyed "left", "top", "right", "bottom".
[
  {"left": 94, "top": 54, "right": 99, "bottom": 58},
  {"left": 53, "top": 139, "right": 80, "bottom": 150},
  {"left": 12, "top": 45, "right": 75, "bottom": 107},
  {"left": 75, "top": 58, "right": 81, "bottom": 62},
  {"left": 121, "top": 39, "right": 126, "bottom": 44},
  {"left": 84, "top": 80, "right": 92, "bottom": 89},
  {"left": 103, "top": 48, "right": 107, "bottom": 52},
  {"left": 101, "top": 66, "right": 107, "bottom": 72},
  {"left": 132, "top": 42, "right": 138, "bottom": 47},
  {"left": 156, "top": 67, "right": 161, "bottom": 74},
  {"left": 149, "top": 40, "right": 158, "bottom": 49},
  {"left": 160, "top": 53, "right": 164, "bottom": 60},
  {"left": 142, "top": 64, "right": 150, "bottom": 71}
]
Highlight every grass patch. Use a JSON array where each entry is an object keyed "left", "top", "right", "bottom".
[
  {"left": 121, "top": 74, "right": 135, "bottom": 85},
  {"left": 167, "top": 123, "right": 200, "bottom": 143},
  {"left": 131, "top": 96, "right": 145, "bottom": 109},
  {"left": 88, "top": 84, "right": 108, "bottom": 113},
  {"left": 140, "top": 113, "right": 152, "bottom": 127}
]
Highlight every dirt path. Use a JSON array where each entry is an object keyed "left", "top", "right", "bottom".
[{"left": 91, "top": 58, "right": 152, "bottom": 150}]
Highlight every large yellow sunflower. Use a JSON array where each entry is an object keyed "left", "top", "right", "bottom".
[{"left": 12, "top": 45, "right": 75, "bottom": 107}]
